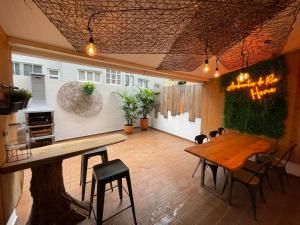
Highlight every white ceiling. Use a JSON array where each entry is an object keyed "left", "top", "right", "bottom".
[{"left": 0, "top": 0, "right": 299, "bottom": 79}]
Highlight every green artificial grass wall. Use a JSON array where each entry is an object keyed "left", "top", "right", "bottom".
[{"left": 220, "top": 56, "right": 288, "bottom": 138}]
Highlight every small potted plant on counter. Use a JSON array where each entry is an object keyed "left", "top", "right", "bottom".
[
  {"left": 115, "top": 90, "right": 138, "bottom": 134},
  {"left": 136, "top": 87, "right": 159, "bottom": 130},
  {"left": 81, "top": 82, "right": 96, "bottom": 96}
]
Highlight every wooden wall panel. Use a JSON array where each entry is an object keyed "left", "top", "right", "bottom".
[{"left": 0, "top": 26, "right": 23, "bottom": 224}]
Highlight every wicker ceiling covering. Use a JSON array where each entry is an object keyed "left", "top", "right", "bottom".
[{"left": 33, "top": 0, "right": 300, "bottom": 72}]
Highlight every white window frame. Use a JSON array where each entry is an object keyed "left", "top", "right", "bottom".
[
  {"left": 23, "top": 63, "right": 43, "bottom": 75},
  {"left": 138, "top": 78, "right": 149, "bottom": 88},
  {"left": 12, "top": 61, "right": 21, "bottom": 75},
  {"left": 48, "top": 68, "right": 60, "bottom": 80},
  {"left": 124, "top": 73, "right": 134, "bottom": 87},
  {"left": 78, "top": 69, "right": 101, "bottom": 83},
  {"left": 105, "top": 69, "right": 122, "bottom": 86}
]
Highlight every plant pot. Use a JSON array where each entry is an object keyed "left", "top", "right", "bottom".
[
  {"left": 22, "top": 98, "right": 30, "bottom": 109},
  {"left": 140, "top": 118, "right": 148, "bottom": 130},
  {"left": 124, "top": 125, "right": 134, "bottom": 134},
  {"left": 0, "top": 100, "right": 23, "bottom": 115}
]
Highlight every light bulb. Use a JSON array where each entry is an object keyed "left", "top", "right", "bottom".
[
  {"left": 204, "top": 59, "right": 209, "bottom": 73},
  {"left": 238, "top": 73, "right": 244, "bottom": 82},
  {"left": 214, "top": 68, "right": 219, "bottom": 77},
  {"left": 85, "top": 37, "right": 96, "bottom": 56},
  {"left": 243, "top": 72, "right": 249, "bottom": 80}
]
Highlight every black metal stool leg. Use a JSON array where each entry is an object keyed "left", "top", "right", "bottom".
[
  {"left": 96, "top": 183, "right": 106, "bottom": 225},
  {"left": 101, "top": 152, "right": 113, "bottom": 191},
  {"left": 89, "top": 175, "right": 96, "bottom": 218},
  {"left": 117, "top": 178, "right": 123, "bottom": 202},
  {"left": 81, "top": 156, "right": 88, "bottom": 201},
  {"left": 126, "top": 173, "right": 138, "bottom": 225}
]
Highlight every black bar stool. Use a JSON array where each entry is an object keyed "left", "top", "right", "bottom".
[
  {"left": 80, "top": 147, "right": 113, "bottom": 201},
  {"left": 89, "top": 159, "right": 137, "bottom": 225}
]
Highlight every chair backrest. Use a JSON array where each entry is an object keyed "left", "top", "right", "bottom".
[
  {"left": 194, "top": 134, "right": 208, "bottom": 144},
  {"left": 218, "top": 127, "right": 226, "bottom": 135},
  {"left": 274, "top": 143, "right": 297, "bottom": 167},
  {"left": 248, "top": 152, "right": 274, "bottom": 184},
  {"left": 209, "top": 130, "right": 219, "bottom": 139}
]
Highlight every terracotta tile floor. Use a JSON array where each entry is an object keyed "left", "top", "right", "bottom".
[{"left": 16, "top": 129, "right": 300, "bottom": 225}]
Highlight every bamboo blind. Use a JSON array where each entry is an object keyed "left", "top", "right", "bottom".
[{"left": 154, "top": 84, "right": 202, "bottom": 122}]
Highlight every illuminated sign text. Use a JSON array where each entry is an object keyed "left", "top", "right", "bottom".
[{"left": 226, "top": 74, "right": 279, "bottom": 100}]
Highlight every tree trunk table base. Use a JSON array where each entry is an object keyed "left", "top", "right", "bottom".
[{"left": 26, "top": 160, "right": 89, "bottom": 225}]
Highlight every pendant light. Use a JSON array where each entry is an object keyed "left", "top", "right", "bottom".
[
  {"left": 204, "top": 46, "right": 209, "bottom": 73},
  {"left": 214, "top": 59, "right": 219, "bottom": 77},
  {"left": 85, "top": 14, "right": 97, "bottom": 56}
]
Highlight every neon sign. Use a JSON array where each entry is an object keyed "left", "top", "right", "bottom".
[{"left": 226, "top": 74, "right": 279, "bottom": 100}]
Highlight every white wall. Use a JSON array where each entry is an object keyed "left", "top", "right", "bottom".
[
  {"left": 12, "top": 53, "right": 201, "bottom": 141},
  {"left": 151, "top": 112, "right": 201, "bottom": 141}
]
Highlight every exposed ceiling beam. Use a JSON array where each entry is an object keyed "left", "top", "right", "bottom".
[{"left": 8, "top": 37, "right": 208, "bottom": 82}]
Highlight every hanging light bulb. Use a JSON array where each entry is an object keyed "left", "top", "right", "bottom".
[
  {"left": 85, "top": 37, "right": 96, "bottom": 56},
  {"left": 204, "top": 59, "right": 209, "bottom": 73},
  {"left": 214, "top": 59, "right": 219, "bottom": 77},
  {"left": 243, "top": 72, "right": 249, "bottom": 80},
  {"left": 237, "top": 72, "right": 244, "bottom": 82}
]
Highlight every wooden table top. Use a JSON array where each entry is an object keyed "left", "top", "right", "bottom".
[
  {"left": 0, "top": 134, "right": 127, "bottom": 174},
  {"left": 185, "top": 132, "right": 273, "bottom": 171}
]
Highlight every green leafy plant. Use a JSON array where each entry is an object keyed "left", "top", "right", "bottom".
[
  {"left": 6, "top": 88, "right": 32, "bottom": 102},
  {"left": 220, "top": 56, "right": 288, "bottom": 138},
  {"left": 135, "top": 87, "right": 160, "bottom": 118},
  {"left": 81, "top": 82, "right": 96, "bottom": 95},
  {"left": 115, "top": 90, "right": 138, "bottom": 125}
]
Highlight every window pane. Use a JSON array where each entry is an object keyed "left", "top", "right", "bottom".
[
  {"left": 94, "top": 72, "right": 101, "bottom": 83},
  {"left": 125, "top": 75, "right": 129, "bottom": 86},
  {"left": 49, "top": 69, "right": 59, "bottom": 76},
  {"left": 130, "top": 76, "right": 134, "bottom": 86},
  {"left": 138, "top": 79, "right": 143, "bottom": 87},
  {"left": 23, "top": 64, "right": 32, "bottom": 76},
  {"left": 87, "top": 71, "right": 93, "bottom": 81},
  {"left": 145, "top": 81, "right": 149, "bottom": 88},
  {"left": 117, "top": 79, "right": 121, "bottom": 85},
  {"left": 33, "top": 65, "right": 42, "bottom": 74},
  {"left": 14, "top": 63, "right": 20, "bottom": 75},
  {"left": 79, "top": 71, "right": 85, "bottom": 81}
]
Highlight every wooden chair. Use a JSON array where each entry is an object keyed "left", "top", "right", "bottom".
[
  {"left": 258, "top": 143, "right": 297, "bottom": 193},
  {"left": 222, "top": 153, "right": 274, "bottom": 220}
]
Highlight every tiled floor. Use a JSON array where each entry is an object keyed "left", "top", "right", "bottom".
[{"left": 16, "top": 129, "right": 300, "bottom": 225}]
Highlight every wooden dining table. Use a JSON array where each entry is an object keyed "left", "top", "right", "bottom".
[
  {"left": 185, "top": 132, "right": 273, "bottom": 201},
  {"left": 0, "top": 133, "right": 127, "bottom": 225}
]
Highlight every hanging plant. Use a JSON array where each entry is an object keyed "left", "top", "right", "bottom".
[{"left": 81, "top": 82, "right": 96, "bottom": 96}]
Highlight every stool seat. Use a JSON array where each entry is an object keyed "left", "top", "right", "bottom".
[{"left": 93, "top": 159, "right": 128, "bottom": 182}]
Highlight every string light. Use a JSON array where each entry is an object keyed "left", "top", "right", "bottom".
[{"left": 204, "top": 59, "right": 209, "bottom": 72}]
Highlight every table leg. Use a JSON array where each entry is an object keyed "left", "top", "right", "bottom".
[
  {"left": 200, "top": 158, "right": 205, "bottom": 187},
  {"left": 26, "top": 160, "right": 89, "bottom": 225},
  {"left": 227, "top": 170, "right": 233, "bottom": 205}
]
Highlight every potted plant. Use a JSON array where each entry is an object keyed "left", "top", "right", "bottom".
[
  {"left": 17, "top": 88, "right": 32, "bottom": 108},
  {"left": 6, "top": 88, "right": 32, "bottom": 110},
  {"left": 81, "top": 82, "right": 96, "bottom": 95},
  {"left": 135, "top": 87, "right": 160, "bottom": 130},
  {"left": 115, "top": 90, "right": 138, "bottom": 134}
]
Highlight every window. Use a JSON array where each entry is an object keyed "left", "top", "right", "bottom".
[
  {"left": 78, "top": 70, "right": 101, "bottom": 83},
  {"left": 124, "top": 73, "right": 134, "bottom": 87},
  {"left": 48, "top": 69, "right": 60, "bottom": 79},
  {"left": 12, "top": 62, "right": 20, "bottom": 75},
  {"left": 105, "top": 69, "right": 122, "bottom": 85},
  {"left": 154, "top": 83, "right": 161, "bottom": 89},
  {"left": 23, "top": 63, "right": 42, "bottom": 75},
  {"left": 138, "top": 78, "right": 149, "bottom": 88}
]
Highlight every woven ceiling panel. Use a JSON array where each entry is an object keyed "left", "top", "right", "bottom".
[{"left": 33, "top": 0, "right": 300, "bottom": 72}]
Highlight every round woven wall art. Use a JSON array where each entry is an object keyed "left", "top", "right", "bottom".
[{"left": 57, "top": 81, "right": 103, "bottom": 117}]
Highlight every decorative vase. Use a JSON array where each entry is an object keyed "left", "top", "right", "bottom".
[
  {"left": 140, "top": 118, "right": 148, "bottom": 130},
  {"left": 124, "top": 125, "right": 134, "bottom": 134}
]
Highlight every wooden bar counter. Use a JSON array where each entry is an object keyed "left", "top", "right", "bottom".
[{"left": 0, "top": 134, "right": 127, "bottom": 225}]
